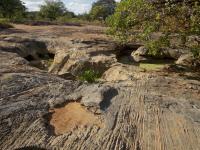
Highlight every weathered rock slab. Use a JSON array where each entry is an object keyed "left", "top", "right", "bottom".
[{"left": 0, "top": 25, "right": 200, "bottom": 150}]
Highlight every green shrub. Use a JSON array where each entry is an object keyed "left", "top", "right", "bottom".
[
  {"left": 107, "top": 0, "right": 200, "bottom": 44},
  {"left": 0, "top": 0, "right": 26, "bottom": 20},
  {"left": 0, "top": 19, "right": 13, "bottom": 29},
  {"left": 106, "top": 0, "right": 155, "bottom": 43},
  {"left": 79, "top": 69, "right": 100, "bottom": 83},
  {"left": 191, "top": 46, "right": 200, "bottom": 59},
  {"left": 56, "top": 16, "right": 72, "bottom": 23},
  {"left": 39, "top": 0, "right": 67, "bottom": 21},
  {"left": 145, "top": 36, "right": 170, "bottom": 57},
  {"left": 90, "top": 0, "right": 116, "bottom": 21},
  {"left": 145, "top": 40, "right": 164, "bottom": 57},
  {"left": 56, "top": 16, "right": 83, "bottom": 24}
]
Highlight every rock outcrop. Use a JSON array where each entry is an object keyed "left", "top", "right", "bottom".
[
  {"left": 102, "top": 64, "right": 144, "bottom": 81},
  {"left": 176, "top": 53, "right": 200, "bottom": 69},
  {"left": 131, "top": 46, "right": 187, "bottom": 62},
  {"left": 49, "top": 49, "right": 117, "bottom": 76},
  {"left": 0, "top": 24, "right": 200, "bottom": 150}
]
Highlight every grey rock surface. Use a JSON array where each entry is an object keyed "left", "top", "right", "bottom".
[
  {"left": 176, "top": 53, "right": 200, "bottom": 68},
  {"left": 0, "top": 24, "right": 200, "bottom": 150},
  {"left": 132, "top": 46, "right": 187, "bottom": 61}
]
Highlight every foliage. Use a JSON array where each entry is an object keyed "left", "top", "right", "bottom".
[
  {"left": 63, "top": 11, "right": 75, "bottom": 19},
  {"left": 56, "top": 11, "right": 76, "bottom": 23},
  {"left": 25, "top": 12, "right": 41, "bottom": 21},
  {"left": 0, "top": 19, "right": 13, "bottom": 29},
  {"left": 77, "top": 13, "right": 91, "bottom": 21},
  {"left": 56, "top": 16, "right": 72, "bottom": 23},
  {"left": 39, "top": 0, "right": 67, "bottom": 21},
  {"left": 79, "top": 69, "right": 100, "bottom": 83},
  {"left": 106, "top": 0, "right": 154, "bottom": 43},
  {"left": 0, "top": 0, "right": 26, "bottom": 20},
  {"left": 90, "top": 5, "right": 109, "bottom": 21},
  {"left": 107, "top": 0, "right": 200, "bottom": 57},
  {"left": 145, "top": 36, "right": 170, "bottom": 57},
  {"left": 90, "top": 0, "right": 116, "bottom": 21},
  {"left": 145, "top": 40, "right": 164, "bottom": 57},
  {"left": 191, "top": 46, "right": 200, "bottom": 59}
]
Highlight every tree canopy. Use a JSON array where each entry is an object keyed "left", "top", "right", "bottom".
[
  {"left": 107, "top": 0, "right": 200, "bottom": 57},
  {"left": 0, "top": 0, "right": 26, "bottom": 19},
  {"left": 107, "top": 0, "right": 200, "bottom": 41},
  {"left": 89, "top": 0, "right": 116, "bottom": 20},
  {"left": 39, "top": 0, "right": 67, "bottom": 21}
]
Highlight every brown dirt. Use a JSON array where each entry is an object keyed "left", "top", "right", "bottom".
[{"left": 49, "top": 102, "right": 103, "bottom": 135}]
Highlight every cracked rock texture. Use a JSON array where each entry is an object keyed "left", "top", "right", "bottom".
[{"left": 0, "top": 24, "right": 200, "bottom": 150}]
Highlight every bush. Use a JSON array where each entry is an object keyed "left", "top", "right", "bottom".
[
  {"left": 79, "top": 69, "right": 100, "bottom": 83},
  {"left": 106, "top": 0, "right": 153, "bottom": 43},
  {"left": 107, "top": 0, "right": 200, "bottom": 44},
  {"left": 145, "top": 40, "right": 164, "bottom": 57},
  {"left": 0, "top": 0, "right": 26, "bottom": 20},
  {"left": 0, "top": 19, "right": 13, "bottom": 29},
  {"left": 56, "top": 16, "right": 80, "bottom": 23},
  {"left": 56, "top": 16, "right": 72, "bottom": 23},
  {"left": 145, "top": 36, "right": 170, "bottom": 57},
  {"left": 90, "top": 0, "right": 116, "bottom": 21},
  {"left": 77, "top": 13, "right": 90, "bottom": 21},
  {"left": 191, "top": 46, "right": 200, "bottom": 59},
  {"left": 39, "top": 0, "right": 66, "bottom": 21}
]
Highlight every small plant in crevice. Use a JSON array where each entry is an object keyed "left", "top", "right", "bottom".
[
  {"left": 78, "top": 69, "right": 101, "bottom": 83},
  {"left": 191, "top": 46, "right": 200, "bottom": 59},
  {"left": 45, "top": 59, "right": 54, "bottom": 68}
]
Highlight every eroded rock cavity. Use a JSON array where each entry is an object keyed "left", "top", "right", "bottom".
[{"left": 0, "top": 36, "right": 55, "bottom": 70}]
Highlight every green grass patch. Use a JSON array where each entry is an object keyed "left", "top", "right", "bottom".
[
  {"left": 139, "top": 63, "right": 166, "bottom": 71},
  {"left": 139, "top": 60, "right": 174, "bottom": 71}
]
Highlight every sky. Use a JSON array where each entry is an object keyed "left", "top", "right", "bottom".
[{"left": 21, "top": 0, "right": 120, "bottom": 15}]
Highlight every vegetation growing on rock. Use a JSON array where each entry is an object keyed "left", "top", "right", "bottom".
[
  {"left": 1, "top": 0, "right": 200, "bottom": 149},
  {"left": 79, "top": 69, "right": 100, "bottom": 83},
  {"left": 191, "top": 46, "right": 200, "bottom": 59},
  {"left": 107, "top": 0, "right": 200, "bottom": 59}
]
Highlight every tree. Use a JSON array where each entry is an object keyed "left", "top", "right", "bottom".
[
  {"left": 107, "top": 0, "right": 200, "bottom": 42},
  {"left": 63, "top": 11, "right": 75, "bottom": 19},
  {"left": 26, "top": 11, "right": 41, "bottom": 21},
  {"left": 39, "top": 0, "right": 66, "bottom": 21},
  {"left": 90, "top": 5, "right": 109, "bottom": 20},
  {"left": 77, "top": 13, "right": 90, "bottom": 21},
  {"left": 89, "top": 0, "right": 116, "bottom": 20},
  {"left": 0, "top": 0, "right": 26, "bottom": 19},
  {"left": 107, "top": 0, "right": 200, "bottom": 57}
]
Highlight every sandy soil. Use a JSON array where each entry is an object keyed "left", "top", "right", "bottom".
[{"left": 50, "top": 102, "right": 103, "bottom": 135}]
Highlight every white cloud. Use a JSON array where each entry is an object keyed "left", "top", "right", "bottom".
[
  {"left": 22, "top": 0, "right": 120, "bottom": 14},
  {"left": 64, "top": 0, "right": 96, "bottom": 14},
  {"left": 22, "top": 0, "right": 44, "bottom": 11}
]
